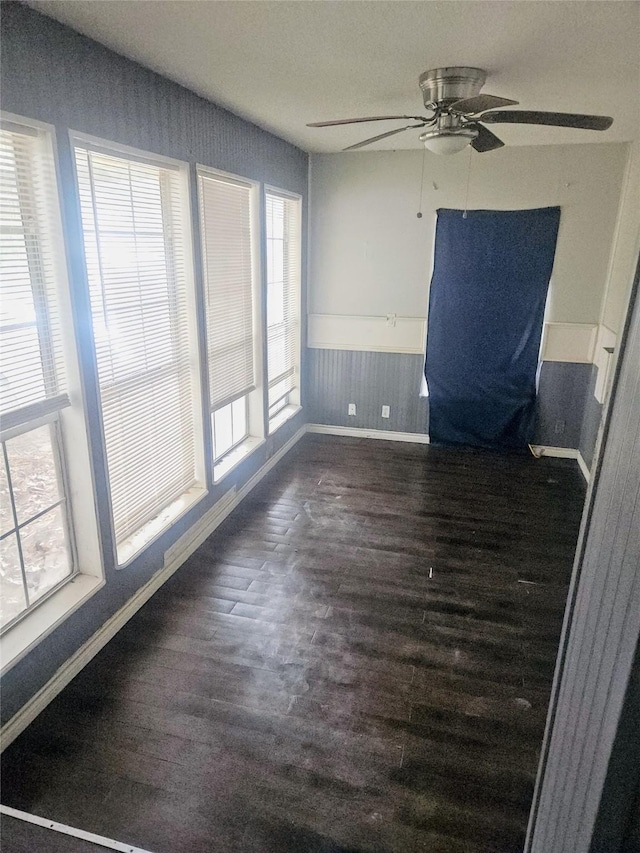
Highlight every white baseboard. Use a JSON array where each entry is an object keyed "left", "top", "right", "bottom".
[
  {"left": 0, "top": 805, "right": 156, "bottom": 853},
  {"left": 0, "top": 425, "right": 306, "bottom": 752},
  {"left": 529, "top": 444, "right": 591, "bottom": 483},
  {"left": 307, "top": 423, "right": 430, "bottom": 444}
]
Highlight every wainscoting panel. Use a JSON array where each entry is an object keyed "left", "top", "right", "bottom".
[
  {"left": 307, "top": 348, "right": 428, "bottom": 435},
  {"left": 578, "top": 364, "right": 603, "bottom": 471},
  {"left": 534, "top": 362, "right": 593, "bottom": 449},
  {"left": 308, "top": 350, "right": 598, "bottom": 451}
]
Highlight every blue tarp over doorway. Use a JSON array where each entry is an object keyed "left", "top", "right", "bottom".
[{"left": 425, "top": 207, "right": 561, "bottom": 449}]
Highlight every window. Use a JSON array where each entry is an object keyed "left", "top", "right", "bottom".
[
  {"left": 265, "top": 189, "right": 301, "bottom": 430},
  {"left": 197, "top": 168, "right": 261, "bottom": 474},
  {"left": 0, "top": 119, "right": 78, "bottom": 630},
  {"left": 212, "top": 396, "right": 248, "bottom": 463},
  {"left": 74, "top": 138, "right": 204, "bottom": 565}
]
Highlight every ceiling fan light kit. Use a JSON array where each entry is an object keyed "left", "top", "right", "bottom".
[
  {"left": 307, "top": 66, "right": 613, "bottom": 154},
  {"left": 420, "top": 128, "right": 478, "bottom": 155}
]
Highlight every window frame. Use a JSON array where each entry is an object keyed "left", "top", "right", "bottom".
[
  {"left": 0, "top": 113, "right": 104, "bottom": 672},
  {"left": 0, "top": 412, "right": 77, "bottom": 633},
  {"left": 196, "top": 165, "right": 266, "bottom": 482},
  {"left": 264, "top": 185, "right": 302, "bottom": 434},
  {"left": 212, "top": 395, "right": 250, "bottom": 466},
  {"left": 70, "top": 131, "right": 207, "bottom": 568}
]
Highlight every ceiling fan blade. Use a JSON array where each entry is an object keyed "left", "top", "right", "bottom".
[
  {"left": 479, "top": 110, "right": 613, "bottom": 130},
  {"left": 307, "top": 115, "right": 429, "bottom": 127},
  {"left": 449, "top": 94, "right": 519, "bottom": 114},
  {"left": 469, "top": 123, "right": 505, "bottom": 153},
  {"left": 343, "top": 124, "right": 423, "bottom": 151}
]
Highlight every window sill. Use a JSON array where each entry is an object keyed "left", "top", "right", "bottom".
[
  {"left": 0, "top": 573, "right": 105, "bottom": 676},
  {"left": 214, "top": 436, "right": 265, "bottom": 484},
  {"left": 117, "top": 485, "right": 208, "bottom": 567},
  {"left": 269, "top": 404, "right": 302, "bottom": 435}
]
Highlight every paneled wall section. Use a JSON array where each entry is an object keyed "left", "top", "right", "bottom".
[{"left": 307, "top": 349, "right": 428, "bottom": 434}]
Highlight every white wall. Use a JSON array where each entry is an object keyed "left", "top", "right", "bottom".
[
  {"left": 309, "top": 143, "right": 629, "bottom": 326},
  {"left": 600, "top": 141, "right": 640, "bottom": 334}
]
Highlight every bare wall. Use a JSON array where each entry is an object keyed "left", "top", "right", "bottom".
[{"left": 309, "top": 145, "right": 628, "bottom": 323}]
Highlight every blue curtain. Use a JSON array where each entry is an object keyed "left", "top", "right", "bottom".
[{"left": 425, "top": 207, "right": 561, "bottom": 449}]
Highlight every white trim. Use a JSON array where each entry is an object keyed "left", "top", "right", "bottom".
[
  {"left": 528, "top": 445, "right": 590, "bottom": 483},
  {"left": 307, "top": 313, "right": 426, "bottom": 354},
  {"left": 213, "top": 436, "right": 265, "bottom": 484},
  {"left": 70, "top": 130, "right": 187, "bottom": 172},
  {"left": 0, "top": 425, "right": 306, "bottom": 752},
  {"left": 0, "top": 575, "right": 104, "bottom": 677},
  {"left": 308, "top": 315, "right": 602, "bottom": 362},
  {"left": 268, "top": 403, "right": 302, "bottom": 435},
  {"left": 0, "top": 805, "right": 157, "bottom": 853},
  {"left": 593, "top": 324, "right": 617, "bottom": 404},
  {"left": 307, "top": 423, "right": 430, "bottom": 444},
  {"left": 196, "top": 163, "right": 259, "bottom": 191},
  {"left": 116, "top": 485, "right": 208, "bottom": 568},
  {"left": 576, "top": 452, "right": 591, "bottom": 483},
  {"left": 540, "top": 322, "right": 598, "bottom": 363},
  {"left": 0, "top": 395, "right": 71, "bottom": 437}
]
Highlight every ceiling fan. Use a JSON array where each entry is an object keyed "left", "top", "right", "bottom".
[{"left": 307, "top": 67, "right": 613, "bottom": 155}]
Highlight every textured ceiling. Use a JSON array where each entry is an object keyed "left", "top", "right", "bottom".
[{"left": 29, "top": 1, "right": 640, "bottom": 153}]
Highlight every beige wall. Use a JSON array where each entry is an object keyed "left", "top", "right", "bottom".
[
  {"left": 600, "top": 142, "right": 640, "bottom": 334},
  {"left": 309, "top": 143, "right": 629, "bottom": 325}
]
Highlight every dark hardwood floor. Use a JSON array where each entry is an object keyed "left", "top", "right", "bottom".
[{"left": 1, "top": 435, "right": 586, "bottom": 853}]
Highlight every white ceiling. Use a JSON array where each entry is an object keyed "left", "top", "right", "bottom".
[{"left": 29, "top": 1, "right": 640, "bottom": 153}]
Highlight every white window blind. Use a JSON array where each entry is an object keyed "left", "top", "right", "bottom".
[
  {"left": 265, "top": 190, "right": 301, "bottom": 409},
  {"left": 198, "top": 170, "right": 256, "bottom": 412},
  {"left": 0, "top": 121, "right": 67, "bottom": 428},
  {"left": 74, "top": 142, "right": 200, "bottom": 555}
]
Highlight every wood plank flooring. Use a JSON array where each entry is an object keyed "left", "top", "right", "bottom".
[{"left": 1, "top": 435, "right": 586, "bottom": 853}]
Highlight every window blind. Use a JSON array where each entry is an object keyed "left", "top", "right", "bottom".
[
  {"left": 74, "top": 143, "right": 199, "bottom": 551},
  {"left": 0, "top": 122, "right": 67, "bottom": 426},
  {"left": 198, "top": 170, "right": 256, "bottom": 412},
  {"left": 265, "top": 191, "right": 301, "bottom": 408}
]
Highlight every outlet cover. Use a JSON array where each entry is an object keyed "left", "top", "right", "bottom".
[
  {"left": 381, "top": 405, "right": 390, "bottom": 418},
  {"left": 348, "top": 403, "right": 356, "bottom": 416}
]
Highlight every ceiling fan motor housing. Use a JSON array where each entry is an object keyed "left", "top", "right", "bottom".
[{"left": 419, "top": 66, "right": 487, "bottom": 109}]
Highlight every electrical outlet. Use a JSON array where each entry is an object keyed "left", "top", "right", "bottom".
[
  {"left": 554, "top": 419, "right": 566, "bottom": 435},
  {"left": 381, "top": 405, "right": 390, "bottom": 419},
  {"left": 348, "top": 403, "right": 356, "bottom": 416}
]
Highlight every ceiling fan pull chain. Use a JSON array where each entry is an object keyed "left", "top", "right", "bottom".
[
  {"left": 462, "top": 146, "right": 472, "bottom": 219},
  {"left": 417, "top": 146, "right": 427, "bottom": 218}
]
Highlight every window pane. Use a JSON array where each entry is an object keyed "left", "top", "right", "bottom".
[
  {"left": 0, "top": 532, "right": 26, "bottom": 627},
  {"left": 75, "top": 144, "right": 200, "bottom": 553},
  {"left": 5, "top": 424, "right": 60, "bottom": 524},
  {"left": 213, "top": 403, "right": 233, "bottom": 460},
  {"left": 0, "top": 126, "right": 66, "bottom": 417},
  {"left": 267, "top": 280, "right": 284, "bottom": 326},
  {"left": 265, "top": 192, "right": 300, "bottom": 415},
  {"left": 0, "top": 455, "right": 14, "bottom": 535},
  {"left": 198, "top": 172, "right": 256, "bottom": 412},
  {"left": 0, "top": 326, "right": 46, "bottom": 413},
  {"left": 20, "top": 505, "right": 71, "bottom": 603},
  {"left": 231, "top": 396, "right": 248, "bottom": 445}
]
